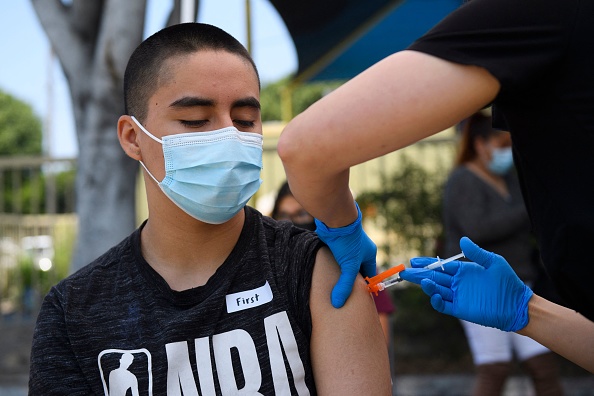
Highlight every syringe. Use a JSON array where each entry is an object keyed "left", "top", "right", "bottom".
[
  {"left": 365, "top": 264, "right": 405, "bottom": 295},
  {"left": 424, "top": 252, "right": 465, "bottom": 271},
  {"left": 365, "top": 253, "right": 466, "bottom": 295},
  {"left": 377, "top": 276, "right": 403, "bottom": 291}
]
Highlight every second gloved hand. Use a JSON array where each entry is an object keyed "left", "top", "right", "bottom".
[
  {"left": 399, "top": 237, "right": 533, "bottom": 332},
  {"left": 315, "top": 202, "right": 377, "bottom": 308}
]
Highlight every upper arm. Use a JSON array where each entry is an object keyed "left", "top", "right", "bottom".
[
  {"left": 309, "top": 247, "right": 392, "bottom": 395},
  {"left": 280, "top": 50, "right": 500, "bottom": 177},
  {"left": 278, "top": 51, "right": 500, "bottom": 223}
]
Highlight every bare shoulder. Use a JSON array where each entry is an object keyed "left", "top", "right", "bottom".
[{"left": 308, "top": 247, "right": 392, "bottom": 395}]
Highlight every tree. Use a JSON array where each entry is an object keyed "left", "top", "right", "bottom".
[
  {"left": 0, "top": 90, "right": 44, "bottom": 214},
  {"left": 31, "top": 0, "right": 199, "bottom": 272},
  {"left": 357, "top": 156, "right": 446, "bottom": 259},
  {"left": 0, "top": 90, "right": 42, "bottom": 156},
  {"left": 260, "top": 77, "right": 344, "bottom": 121}
]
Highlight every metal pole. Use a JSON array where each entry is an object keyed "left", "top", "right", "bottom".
[
  {"left": 44, "top": 48, "right": 54, "bottom": 157},
  {"left": 180, "top": 0, "right": 196, "bottom": 23},
  {"left": 45, "top": 48, "right": 57, "bottom": 214},
  {"left": 245, "top": 0, "right": 252, "bottom": 54}
]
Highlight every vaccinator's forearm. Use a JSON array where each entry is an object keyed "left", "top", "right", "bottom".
[{"left": 518, "top": 295, "right": 594, "bottom": 373}]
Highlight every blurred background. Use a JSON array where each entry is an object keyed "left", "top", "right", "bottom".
[{"left": 0, "top": 1, "right": 592, "bottom": 394}]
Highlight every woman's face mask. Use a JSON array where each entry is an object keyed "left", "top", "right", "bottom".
[
  {"left": 488, "top": 146, "right": 514, "bottom": 175},
  {"left": 131, "top": 116, "right": 263, "bottom": 224}
]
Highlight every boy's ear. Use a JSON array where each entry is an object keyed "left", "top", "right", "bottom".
[{"left": 118, "top": 115, "right": 142, "bottom": 161}]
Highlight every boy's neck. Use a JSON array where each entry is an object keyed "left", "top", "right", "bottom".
[{"left": 140, "top": 209, "right": 245, "bottom": 291}]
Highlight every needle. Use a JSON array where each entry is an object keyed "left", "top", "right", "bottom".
[{"left": 424, "top": 252, "right": 465, "bottom": 271}]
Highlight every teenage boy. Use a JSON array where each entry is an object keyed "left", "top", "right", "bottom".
[{"left": 29, "top": 23, "right": 391, "bottom": 395}]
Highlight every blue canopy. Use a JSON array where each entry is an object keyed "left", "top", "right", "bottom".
[{"left": 270, "top": 0, "right": 463, "bottom": 82}]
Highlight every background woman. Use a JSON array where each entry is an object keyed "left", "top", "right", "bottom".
[{"left": 442, "top": 111, "right": 562, "bottom": 396}]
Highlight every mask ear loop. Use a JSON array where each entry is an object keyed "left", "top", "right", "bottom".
[
  {"left": 130, "top": 116, "right": 163, "bottom": 185},
  {"left": 139, "top": 161, "right": 161, "bottom": 185},
  {"left": 130, "top": 116, "right": 163, "bottom": 144}
]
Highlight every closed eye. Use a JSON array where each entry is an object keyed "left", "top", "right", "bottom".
[
  {"left": 234, "top": 120, "right": 256, "bottom": 129},
  {"left": 179, "top": 120, "right": 208, "bottom": 128}
]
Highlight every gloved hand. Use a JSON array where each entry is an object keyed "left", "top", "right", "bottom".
[
  {"left": 315, "top": 202, "right": 377, "bottom": 308},
  {"left": 399, "top": 237, "right": 533, "bottom": 332}
]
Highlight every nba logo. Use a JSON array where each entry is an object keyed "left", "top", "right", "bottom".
[{"left": 98, "top": 348, "right": 153, "bottom": 396}]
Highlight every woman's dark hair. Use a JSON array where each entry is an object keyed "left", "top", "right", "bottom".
[
  {"left": 271, "top": 181, "right": 292, "bottom": 220},
  {"left": 455, "top": 111, "right": 503, "bottom": 165}
]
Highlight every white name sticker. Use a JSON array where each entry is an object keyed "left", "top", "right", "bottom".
[{"left": 226, "top": 281, "right": 273, "bottom": 313}]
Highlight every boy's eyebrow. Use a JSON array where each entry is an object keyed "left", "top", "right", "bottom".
[
  {"left": 232, "top": 97, "right": 261, "bottom": 110},
  {"left": 169, "top": 96, "right": 215, "bottom": 108},
  {"left": 168, "top": 96, "right": 260, "bottom": 110}
]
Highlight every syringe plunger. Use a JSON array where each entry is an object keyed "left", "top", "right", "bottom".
[{"left": 424, "top": 252, "right": 465, "bottom": 270}]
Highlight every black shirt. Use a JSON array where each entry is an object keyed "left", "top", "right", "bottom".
[
  {"left": 409, "top": 0, "right": 594, "bottom": 320},
  {"left": 29, "top": 207, "right": 323, "bottom": 395}
]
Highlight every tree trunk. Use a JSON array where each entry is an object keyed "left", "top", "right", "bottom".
[
  {"left": 31, "top": 0, "right": 145, "bottom": 272},
  {"left": 31, "top": 0, "right": 199, "bottom": 272}
]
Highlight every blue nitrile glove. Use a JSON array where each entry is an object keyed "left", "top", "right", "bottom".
[
  {"left": 315, "top": 202, "right": 377, "bottom": 308},
  {"left": 399, "top": 237, "right": 533, "bottom": 332}
]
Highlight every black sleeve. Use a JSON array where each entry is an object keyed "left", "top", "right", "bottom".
[
  {"left": 287, "top": 231, "right": 323, "bottom": 330},
  {"left": 273, "top": 223, "right": 324, "bottom": 337},
  {"left": 29, "top": 287, "right": 92, "bottom": 395},
  {"left": 408, "top": 0, "right": 578, "bottom": 96}
]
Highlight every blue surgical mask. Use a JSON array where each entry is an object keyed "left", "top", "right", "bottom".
[
  {"left": 131, "top": 116, "right": 263, "bottom": 224},
  {"left": 488, "top": 147, "right": 514, "bottom": 175}
]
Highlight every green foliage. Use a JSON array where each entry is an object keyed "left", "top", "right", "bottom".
[
  {"left": 260, "top": 79, "right": 282, "bottom": 121},
  {"left": 0, "top": 90, "right": 60, "bottom": 215},
  {"left": 357, "top": 156, "right": 446, "bottom": 259},
  {"left": 55, "top": 169, "right": 76, "bottom": 213},
  {"left": 0, "top": 89, "right": 42, "bottom": 156},
  {"left": 260, "top": 77, "right": 344, "bottom": 121},
  {"left": 17, "top": 256, "right": 35, "bottom": 289},
  {"left": 45, "top": 221, "right": 75, "bottom": 293},
  {"left": 4, "top": 221, "right": 76, "bottom": 312},
  {"left": 1, "top": 168, "right": 76, "bottom": 214},
  {"left": 291, "top": 80, "right": 343, "bottom": 116}
]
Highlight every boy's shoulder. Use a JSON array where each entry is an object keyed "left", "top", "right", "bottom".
[
  {"left": 255, "top": 207, "right": 321, "bottom": 249},
  {"left": 245, "top": 206, "right": 324, "bottom": 274},
  {"left": 51, "top": 228, "right": 139, "bottom": 300}
]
